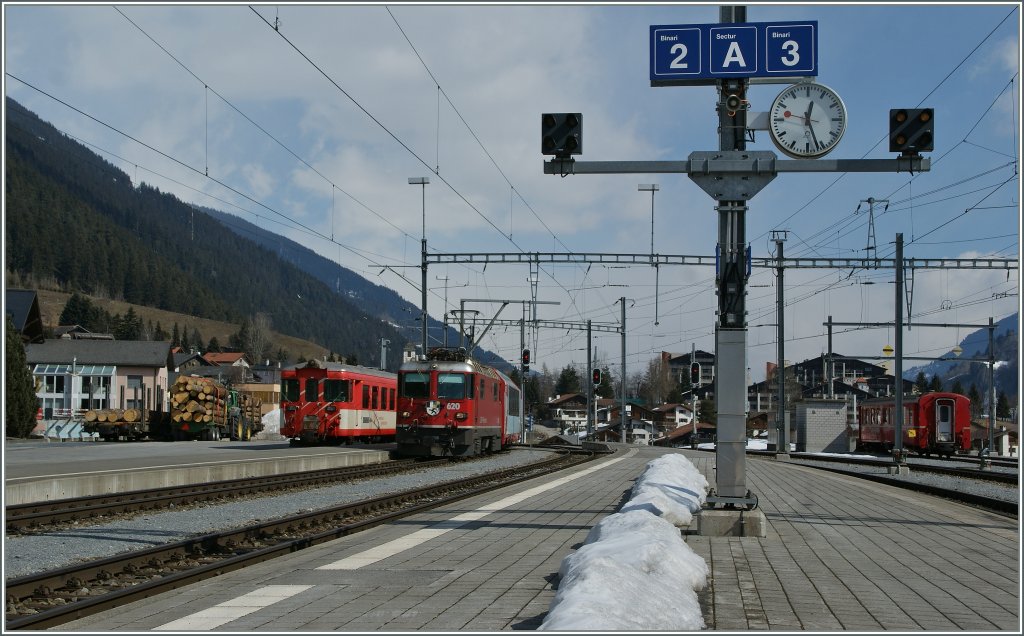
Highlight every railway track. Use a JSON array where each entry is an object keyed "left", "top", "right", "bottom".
[
  {"left": 5, "top": 458, "right": 451, "bottom": 533},
  {"left": 4, "top": 449, "right": 597, "bottom": 630},
  {"left": 782, "top": 452, "right": 1020, "bottom": 485}
]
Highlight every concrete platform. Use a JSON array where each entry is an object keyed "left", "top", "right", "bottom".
[
  {"left": 3, "top": 440, "right": 391, "bottom": 504},
  {"left": 53, "top": 445, "right": 1019, "bottom": 632}
]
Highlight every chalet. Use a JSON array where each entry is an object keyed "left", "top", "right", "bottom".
[
  {"left": 546, "top": 393, "right": 590, "bottom": 435},
  {"left": 25, "top": 339, "right": 172, "bottom": 418}
]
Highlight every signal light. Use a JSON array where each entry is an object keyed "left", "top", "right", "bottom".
[
  {"left": 522, "top": 348, "right": 530, "bottom": 372},
  {"left": 889, "top": 108, "right": 934, "bottom": 154},
  {"left": 541, "top": 112, "right": 582, "bottom": 157},
  {"left": 592, "top": 368, "right": 602, "bottom": 386},
  {"left": 690, "top": 362, "right": 701, "bottom": 386}
]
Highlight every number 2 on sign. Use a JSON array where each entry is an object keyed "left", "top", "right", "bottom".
[{"left": 670, "top": 43, "right": 689, "bottom": 69}]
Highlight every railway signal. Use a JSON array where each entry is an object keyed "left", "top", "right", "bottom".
[
  {"left": 592, "top": 368, "right": 602, "bottom": 386},
  {"left": 889, "top": 108, "right": 934, "bottom": 155},
  {"left": 541, "top": 113, "right": 582, "bottom": 157},
  {"left": 690, "top": 362, "right": 701, "bottom": 387},
  {"left": 522, "top": 348, "right": 530, "bottom": 372}
]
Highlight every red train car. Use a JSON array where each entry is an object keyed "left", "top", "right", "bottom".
[
  {"left": 279, "top": 360, "right": 397, "bottom": 445},
  {"left": 857, "top": 392, "right": 972, "bottom": 458},
  {"left": 395, "top": 348, "right": 522, "bottom": 458}
]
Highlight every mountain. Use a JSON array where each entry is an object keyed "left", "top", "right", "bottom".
[
  {"left": 5, "top": 97, "right": 404, "bottom": 367},
  {"left": 4, "top": 97, "right": 511, "bottom": 372},
  {"left": 200, "top": 207, "right": 511, "bottom": 371},
  {"left": 903, "top": 312, "right": 1018, "bottom": 402}
]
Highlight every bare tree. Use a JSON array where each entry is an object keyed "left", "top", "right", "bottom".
[
  {"left": 640, "top": 356, "right": 673, "bottom": 405},
  {"left": 245, "top": 312, "right": 273, "bottom": 365}
]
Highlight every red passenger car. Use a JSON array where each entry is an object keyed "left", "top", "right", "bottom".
[
  {"left": 395, "top": 348, "right": 522, "bottom": 458},
  {"left": 857, "top": 392, "right": 972, "bottom": 458},
  {"left": 280, "top": 360, "right": 397, "bottom": 445}
]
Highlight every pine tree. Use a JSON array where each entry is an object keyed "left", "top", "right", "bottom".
[
  {"left": 929, "top": 375, "right": 943, "bottom": 392},
  {"left": 5, "top": 315, "right": 39, "bottom": 438},
  {"left": 171, "top": 322, "right": 181, "bottom": 348},
  {"left": 207, "top": 336, "right": 221, "bottom": 352},
  {"left": 915, "top": 372, "right": 929, "bottom": 394},
  {"left": 996, "top": 391, "right": 1010, "bottom": 419}
]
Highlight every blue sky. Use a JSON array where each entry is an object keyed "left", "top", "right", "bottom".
[{"left": 4, "top": 2, "right": 1020, "bottom": 383}]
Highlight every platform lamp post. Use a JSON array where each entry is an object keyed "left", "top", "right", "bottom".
[
  {"left": 409, "top": 177, "right": 430, "bottom": 357},
  {"left": 639, "top": 184, "right": 660, "bottom": 325}
]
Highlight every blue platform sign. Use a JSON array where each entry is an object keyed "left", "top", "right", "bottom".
[{"left": 651, "top": 20, "right": 817, "bottom": 85}]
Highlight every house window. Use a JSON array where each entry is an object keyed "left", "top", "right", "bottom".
[{"left": 125, "top": 375, "right": 144, "bottom": 410}]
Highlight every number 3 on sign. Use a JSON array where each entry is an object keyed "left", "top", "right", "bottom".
[
  {"left": 780, "top": 40, "right": 799, "bottom": 67},
  {"left": 670, "top": 43, "right": 688, "bottom": 69}
]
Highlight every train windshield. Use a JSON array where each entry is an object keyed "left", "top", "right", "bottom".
[
  {"left": 324, "top": 379, "right": 349, "bottom": 402},
  {"left": 400, "top": 372, "right": 430, "bottom": 399},
  {"left": 281, "top": 378, "right": 300, "bottom": 402},
  {"left": 437, "top": 373, "right": 468, "bottom": 399}
]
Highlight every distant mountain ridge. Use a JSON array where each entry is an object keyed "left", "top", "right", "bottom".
[
  {"left": 202, "top": 207, "right": 511, "bottom": 372},
  {"left": 903, "top": 312, "right": 1018, "bottom": 401},
  {"left": 5, "top": 97, "right": 404, "bottom": 367}
]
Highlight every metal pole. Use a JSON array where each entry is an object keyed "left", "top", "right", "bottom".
[
  {"left": 712, "top": 3, "right": 749, "bottom": 501},
  {"left": 587, "top": 319, "right": 593, "bottom": 440},
  {"left": 640, "top": 184, "right": 660, "bottom": 325},
  {"left": 521, "top": 312, "right": 527, "bottom": 446},
  {"left": 823, "top": 313, "right": 831, "bottom": 397},
  {"left": 620, "top": 297, "right": 627, "bottom": 444},
  {"left": 988, "top": 316, "right": 996, "bottom": 453},
  {"left": 437, "top": 275, "right": 450, "bottom": 347},
  {"left": 409, "top": 177, "right": 430, "bottom": 356},
  {"left": 894, "top": 233, "right": 904, "bottom": 461},
  {"left": 775, "top": 232, "right": 786, "bottom": 455}
]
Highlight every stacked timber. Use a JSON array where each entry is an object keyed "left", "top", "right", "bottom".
[
  {"left": 170, "top": 376, "right": 227, "bottom": 428},
  {"left": 83, "top": 408, "right": 142, "bottom": 424},
  {"left": 237, "top": 393, "right": 263, "bottom": 429}
]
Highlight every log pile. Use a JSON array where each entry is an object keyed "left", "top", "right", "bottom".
[
  {"left": 236, "top": 393, "right": 263, "bottom": 430},
  {"left": 170, "top": 376, "right": 227, "bottom": 427},
  {"left": 83, "top": 408, "right": 142, "bottom": 424}
]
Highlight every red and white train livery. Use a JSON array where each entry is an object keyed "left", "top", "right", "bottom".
[
  {"left": 395, "top": 348, "right": 522, "bottom": 458},
  {"left": 857, "top": 392, "right": 972, "bottom": 458},
  {"left": 280, "top": 360, "right": 397, "bottom": 445}
]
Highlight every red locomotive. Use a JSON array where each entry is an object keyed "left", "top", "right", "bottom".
[
  {"left": 857, "top": 392, "right": 972, "bottom": 458},
  {"left": 279, "top": 360, "right": 397, "bottom": 445},
  {"left": 395, "top": 348, "right": 522, "bottom": 458}
]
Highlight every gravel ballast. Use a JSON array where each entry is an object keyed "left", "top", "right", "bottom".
[{"left": 4, "top": 448, "right": 557, "bottom": 580}]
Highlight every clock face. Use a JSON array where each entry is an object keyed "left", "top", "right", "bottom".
[{"left": 768, "top": 82, "right": 847, "bottom": 158}]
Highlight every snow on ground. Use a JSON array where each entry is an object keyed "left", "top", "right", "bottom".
[
  {"left": 540, "top": 453, "right": 710, "bottom": 631},
  {"left": 257, "top": 408, "right": 281, "bottom": 439}
]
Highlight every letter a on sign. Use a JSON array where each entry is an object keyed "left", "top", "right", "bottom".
[{"left": 723, "top": 41, "right": 746, "bottom": 68}]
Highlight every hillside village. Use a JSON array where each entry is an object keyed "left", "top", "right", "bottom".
[{"left": 9, "top": 287, "right": 1017, "bottom": 453}]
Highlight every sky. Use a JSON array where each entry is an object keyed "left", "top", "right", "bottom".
[{"left": 3, "top": 2, "right": 1021, "bottom": 384}]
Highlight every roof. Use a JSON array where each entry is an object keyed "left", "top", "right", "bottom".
[
  {"left": 548, "top": 393, "right": 587, "bottom": 406},
  {"left": 173, "top": 351, "right": 210, "bottom": 368},
  {"left": 651, "top": 403, "right": 693, "bottom": 413},
  {"left": 25, "top": 339, "right": 172, "bottom": 368},
  {"left": 5, "top": 289, "right": 44, "bottom": 343},
  {"left": 203, "top": 352, "right": 249, "bottom": 366}
]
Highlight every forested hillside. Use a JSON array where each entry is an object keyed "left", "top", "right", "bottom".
[{"left": 4, "top": 97, "right": 406, "bottom": 367}]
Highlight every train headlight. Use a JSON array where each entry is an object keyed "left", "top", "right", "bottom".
[
  {"left": 455, "top": 412, "right": 468, "bottom": 421},
  {"left": 401, "top": 411, "right": 412, "bottom": 418},
  {"left": 325, "top": 405, "right": 337, "bottom": 413}
]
